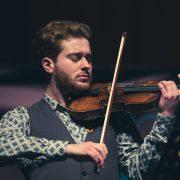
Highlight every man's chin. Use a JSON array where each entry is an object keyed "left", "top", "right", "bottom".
[{"left": 73, "top": 81, "right": 91, "bottom": 93}]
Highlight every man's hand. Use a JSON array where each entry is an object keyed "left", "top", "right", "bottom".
[
  {"left": 65, "top": 141, "right": 108, "bottom": 168},
  {"left": 158, "top": 80, "right": 180, "bottom": 116}
]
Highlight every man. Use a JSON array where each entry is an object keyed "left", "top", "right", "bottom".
[{"left": 0, "top": 20, "right": 179, "bottom": 180}]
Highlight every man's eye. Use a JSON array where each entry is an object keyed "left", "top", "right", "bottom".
[{"left": 69, "top": 54, "right": 82, "bottom": 61}]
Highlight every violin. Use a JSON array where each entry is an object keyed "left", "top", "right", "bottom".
[
  {"left": 68, "top": 80, "right": 180, "bottom": 121},
  {"left": 69, "top": 32, "right": 179, "bottom": 174}
]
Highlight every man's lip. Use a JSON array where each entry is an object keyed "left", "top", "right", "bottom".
[
  {"left": 77, "top": 74, "right": 89, "bottom": 77},
  {"left": 77, "top": 74, "right": 90, "bottom": 82}
]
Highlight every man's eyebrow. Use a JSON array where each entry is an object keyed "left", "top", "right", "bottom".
[
  {"left": 67, "top": 52, "right": 92, "bottom": 56},
  {"left": 68, "top": 52, "right": 82, "bottom": 55}
]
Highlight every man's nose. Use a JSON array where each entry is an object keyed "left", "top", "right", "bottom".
[{"left": 81, "top": 57, "right": 92, "bottom": 69}]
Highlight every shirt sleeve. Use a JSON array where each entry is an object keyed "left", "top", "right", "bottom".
[
  {"left": 117, "top": 113, "right": 175, "bottom": 180},
  {"left": 0, "top": 106, "right": 69, "bottom": 168}
]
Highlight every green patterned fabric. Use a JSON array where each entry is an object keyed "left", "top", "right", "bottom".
[{"left": 44, "top": 94, "right": 88, "bottom": 143}]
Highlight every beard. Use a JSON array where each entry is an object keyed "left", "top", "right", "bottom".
[{"left": 53, "top": 65, "right": 92, "bottom": 95}]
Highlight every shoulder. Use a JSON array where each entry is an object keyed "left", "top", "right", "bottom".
[{"left": 0, "top": 106, "right": 29, "bottom": 124}]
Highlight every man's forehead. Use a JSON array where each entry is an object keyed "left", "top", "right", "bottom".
[
  {"left": 61, "top": 37, "right": 89, "bottom": 46},
  {"left": 60, "top": 37, "right": 91, "bottom": 53}
]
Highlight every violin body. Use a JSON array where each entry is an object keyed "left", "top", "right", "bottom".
[{"left": 69, "top": 81, "right": 162, "bottom": 121}]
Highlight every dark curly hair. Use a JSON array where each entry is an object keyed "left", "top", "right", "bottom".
[{"left": 35, "top": 20, "right": 92, "bottom": 62}]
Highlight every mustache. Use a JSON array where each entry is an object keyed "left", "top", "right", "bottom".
[{"left": 77, "top": 70, "right": 92, "bottom": 77}]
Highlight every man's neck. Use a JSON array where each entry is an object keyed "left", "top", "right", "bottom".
[{"left": 45, "top": 80, "right": 67, "bottom": 108}]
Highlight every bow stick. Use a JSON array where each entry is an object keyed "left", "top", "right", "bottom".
[{"left": 95, "top": 32, "right": 127, "bottom": 174}]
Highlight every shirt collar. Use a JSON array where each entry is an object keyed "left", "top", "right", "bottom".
[{"left": 43, "top": 93, "right": 68, "bottom": 112}]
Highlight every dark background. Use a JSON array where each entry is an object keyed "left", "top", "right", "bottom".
[
  {"left": 0, "top": 0, "right": 180, "bottom": 84},
  {"left": 0, "top": 0, "right": 179, "bottom": 179}
]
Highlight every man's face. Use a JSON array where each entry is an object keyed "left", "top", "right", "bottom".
[{"left": 53, "top": 37, "right": 92, "bottom": 94}]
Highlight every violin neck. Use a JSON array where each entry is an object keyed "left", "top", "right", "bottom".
[{"left": 120, "top": 85, "right": 180, "bottom": 92}]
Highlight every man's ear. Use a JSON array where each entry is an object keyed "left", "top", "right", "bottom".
[{"left": 42, "top": 57, "right": 55, "bottom": 74}]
